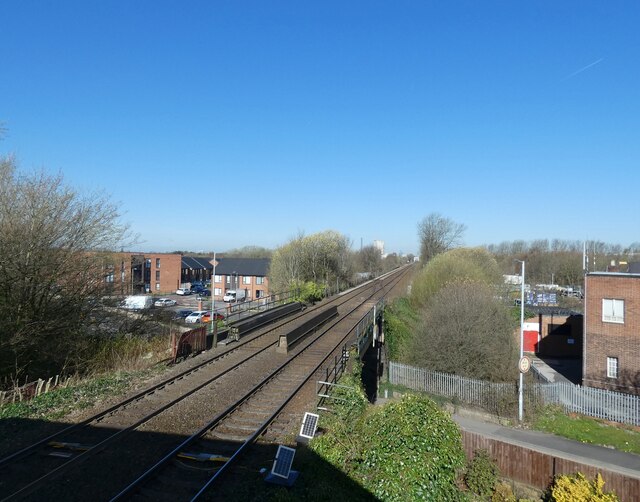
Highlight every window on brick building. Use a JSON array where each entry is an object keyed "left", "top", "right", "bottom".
[
  {"left": 602, "top": 299, "right": 624, "bottom": 324},
  {"left": 156, "top": 258, "right": 160, "bottom": 268},
  {"left": 214, "top": 287, "right": 222, "bottom": 296},
  {"left": 155, "top": 282, "right": 160, "bottom": 291},
  {"left": 256, "top": 290, "right": 263, "bottom": 298},
  {"left": 215, "top": 275, "right": 222, "bottom": 283},
  {"left": 607, "top": 357, "right": 618, "bottom": 378},
  {"left": 243, "top": 276, "right": 251, "bottom": 285},
  {"left": 155, "top": 270, "right": 160, "bottom": 280},
  {"left": 256, "top": 276, "right": 264, "bottom": 285}
]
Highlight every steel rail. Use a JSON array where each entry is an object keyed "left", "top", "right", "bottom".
[
  {"left": 110, "top": 266, "right": 409, "bottom": 500},
  {"left": 0, "top": 274, "right": 400, "bottom": 500}
]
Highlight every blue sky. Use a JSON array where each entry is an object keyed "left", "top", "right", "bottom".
[{"left": 1, "top": 1, "right": 639, "bottom": 255}]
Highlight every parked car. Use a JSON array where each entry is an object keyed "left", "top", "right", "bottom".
[
  {"left": 191, "top": 285, "right": 205, "bottom": 294},
  {"left": 197, "top": 289, "right": 211, "bottom": 299},
  {"left": 176, "top": 288, "right": 192, "bottom": 295},
  {"left": 202, "top": 312, "right": 224, "bottom": 323},
  {"left": 154, "top": 298, "right": 177, "bottom": 307},
  {"left": 173, "top": 309, "right": 194, "bottom": 320},
  {"left": 184, "top": 310, "right": 209, "bottom": 323}
]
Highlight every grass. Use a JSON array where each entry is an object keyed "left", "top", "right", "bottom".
[
  {"left": 532, "top": 405, "right": 640, "bottom": 455},
  {"left": 0, "top": 369, "right": 157, "bottom": 420}
]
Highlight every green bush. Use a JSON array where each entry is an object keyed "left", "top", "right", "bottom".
[
  {"left": 383, "top": 297, "right": 419, "bottom": 360},
  {"left": 294, "top": 281, "right": 326, "bottom": 303},
  {"left": 491, "top": 482, "right": 516, "bottom": 502},
  {"left": 465, "top": 449, "right": 499, "bottom": 498},
  {"left": 358, "top": 394, "right": 466, "bottom": 501}
]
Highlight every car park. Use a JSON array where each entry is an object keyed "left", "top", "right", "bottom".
[
  {"left": 154, "top": 298, "right": 177, "bottom": 307},
  {"left": 184, "top": 310, "right": 209, "bottom": 323},
  {"left": 176, "top": 288, "right": 192, "bottom": 295}
]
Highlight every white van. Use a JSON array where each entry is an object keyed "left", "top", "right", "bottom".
[
  {"left": 121, "top": 295, "right": 153, "bottom": 310},
  {"left": 223, "top": 290, "right": 246, "bottom": 302}
]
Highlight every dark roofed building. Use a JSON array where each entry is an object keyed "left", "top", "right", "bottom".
[{"left": 181, "top": 256, "right": 270, "bottom": 301}]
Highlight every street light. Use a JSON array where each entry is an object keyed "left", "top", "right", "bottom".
[{"left": 515, "top": 259, "right": 525, "bottom": 422}]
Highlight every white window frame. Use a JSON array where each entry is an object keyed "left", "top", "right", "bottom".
[
  {"left": 243, "top": 276, "right": 251, "bottom": 285},
  {"left": 214, "top": 275, "right": 222, "bottom": 283},
  {"left": 214, "top": 287, "right": 222, "bottom": 296},
  {"left": 607, "top": 356, "right": 618, "bottom": 378},
  {"left": 602, "top": 299, "right": 624, "bottom": 324},
  {"left": 256, "top": 276, "right": 265, "bottom": 285}
]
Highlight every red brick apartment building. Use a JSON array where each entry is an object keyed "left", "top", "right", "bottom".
[
  {"left": 209, "top": 258, "right": 270, "bottom": 302},
  {"left": 583, "top": 272, "right": 640, "bottom": 394},
  {"left": 103, "top": 252, "right": 182, "bottom": 295}
]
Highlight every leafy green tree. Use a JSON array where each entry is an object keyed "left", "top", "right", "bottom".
[
  {"left": 411, "top": 247, "right": 502, "bottom": 307},
  {"left": 269, "top": 230, "right": 352, "bottom": 294}
]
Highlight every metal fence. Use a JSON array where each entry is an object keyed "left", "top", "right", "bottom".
[{"left": 388, "top": 361, "right": 640, "bottom": 426}]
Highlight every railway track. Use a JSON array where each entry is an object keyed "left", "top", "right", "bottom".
[{"left": 0, "top": 266, "right": 411, "bottom": 501}]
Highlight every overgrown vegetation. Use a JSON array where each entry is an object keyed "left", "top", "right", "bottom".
[
  {"left": 382, "top": 297, "right": 419, "bottom": 360},
  {"left": 546, "top": 473, "right": 618, "bottom": 502},
  {"left": 396, "top": 247, "right": 518, "bottom": 383},
  {"left": 311, "top": 373, "right": 466, "bottom": 500},
  {"left": 464, "top": 449, "right": 500, "bottom": 498},
  {"left": 268, "top": 230, "right": 353, "bottom": 296},
  {"left": 533, "top": 406, "right": 640, "bottom": 455},
  {"left": 0, "top": 156, "right": 132, "bottom": 383},
  {"left": 0, "top": 371, "right": 141, "bottom": 420}
]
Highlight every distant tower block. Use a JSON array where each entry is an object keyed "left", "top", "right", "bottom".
[{"left": 373, "top": 240, "right": 385, "bottom": 255}]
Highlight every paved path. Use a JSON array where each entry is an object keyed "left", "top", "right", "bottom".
[{"left": 453, "top": 413, "right": 640, "bottom": 479}]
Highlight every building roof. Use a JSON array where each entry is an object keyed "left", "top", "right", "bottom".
[
  {"left": 181, "top": 256, "right": 270, "bottom": 276},
  {"left": 527, "top": 306, "right": 582, "bottom": 317},
  {"left": 587, "top": 271, "right": 640, "bottom": 278},
  {"left": 629, "top": 262, "right": 640, "bottom": 274},
  {"left": 181, "top": 256, "right": 214, "bottom": 270},
  {"left": 214, "top": 258, "right": 270, "bottom": 276}
]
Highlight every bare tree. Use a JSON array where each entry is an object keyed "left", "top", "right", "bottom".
[
  {"left": 354, "top": 245, "right": 383, "bottom": 276},
  {"left": 417, "top": 213, "right": 466, "bottom": 263},
  {"left": 0, "top": 157, "right": 130, "bottom": 380}
]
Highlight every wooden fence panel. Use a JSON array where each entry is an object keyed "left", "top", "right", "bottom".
[{"left": 461, "top": 430, "right": 640, "bottom": 500}]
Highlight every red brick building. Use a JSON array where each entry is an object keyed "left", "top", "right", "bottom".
[
  {"left": 583, "top": 272, "right": 640, "bottom": 394},
  {"left": 103, "top": 252, "right": 182, "bottom": 295}
]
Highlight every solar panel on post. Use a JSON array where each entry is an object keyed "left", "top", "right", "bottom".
[
  {"left": 299, "top": 412, "right": 319, "bottom": 439},
  {"left": 271, "top": 445, "right": 296, "bottom": 479}
]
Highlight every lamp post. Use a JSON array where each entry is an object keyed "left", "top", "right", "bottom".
[
  {"left": 515, "top": 259, "right": 525, "bottom": 422},
  {"left": 211, "top": 252, "right": 217, "bottom": 347}
]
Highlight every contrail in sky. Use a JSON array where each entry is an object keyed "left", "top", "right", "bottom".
[{"left": 561, "top": 58, "right": 604, "bottom": 81}]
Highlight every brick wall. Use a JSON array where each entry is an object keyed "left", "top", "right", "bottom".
[
  {"left": 216, "top": 274, "right": 270, "bottom": 301},
  {"left": 106, "top": 252, "right": 182, "bottom": 295},
  {"left": 584, "top": 274, "right": 640, "bottom": 394}
]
